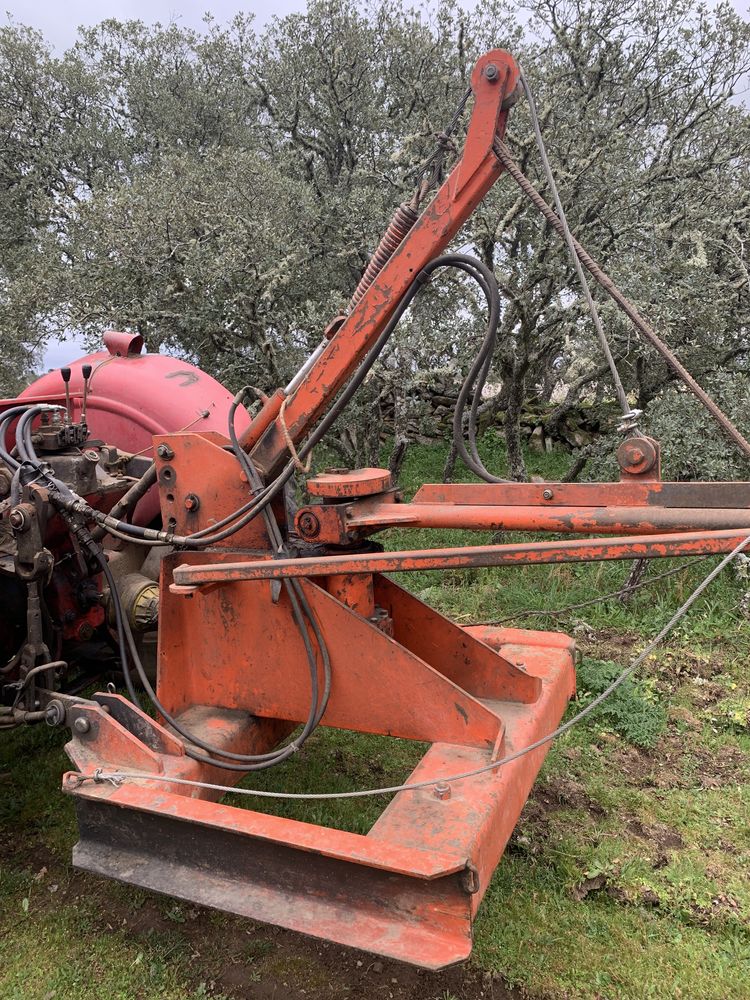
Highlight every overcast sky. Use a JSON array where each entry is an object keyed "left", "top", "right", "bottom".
[
  {"left": 5, "top": 2, "right": 310, "bottom": 51},
  {"left": 7, "top": 0, "right": 747, "bottom": 52}
]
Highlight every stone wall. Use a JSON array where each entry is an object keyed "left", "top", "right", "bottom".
[{"left": 380, "top": 379, "right": 610, "bottom": 451}]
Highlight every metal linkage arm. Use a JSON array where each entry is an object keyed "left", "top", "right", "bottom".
[{"left": 247, "top": 50, "right": 521, "bottom": 478}]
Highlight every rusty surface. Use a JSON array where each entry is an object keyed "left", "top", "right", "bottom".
[
  {"left": 53, "top": 41, "right": 750, "bottom": 971},
  {"left": 348, "top": 203, "right": 419, "bottom": 311},
  {"left": 344, "top": 502, "right": 750, "bottom": 534},
  {"left": 324, "top": 573, "right": 376, "bottom": 616},
  {"left": 306, "top": 467, "right": 393, "bottom": 498},
  {"left": 66, "top": 625, "right": 573, "bottom": 969},
  {"left": 159, "top": 562, "right": 508, "bottom": 749},
  {"left": 171, "top": 529, "right": 748, "bottom": 586},
  {"left": 617, "top": 436, "right": 660, "bottom": 478},
  {"left": 411, "top": 480, "right": 750, "bottom": 508}
]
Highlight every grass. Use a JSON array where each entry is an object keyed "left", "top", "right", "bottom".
[{"left": 1, "top": 433, "right": 749, "bottom": 999}]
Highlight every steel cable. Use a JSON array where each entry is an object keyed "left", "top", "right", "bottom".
[
  {"left": 493, "top": 138, "right": 750, "bottom": 460},
  {"left": 519, "top": 69, "right": 639, "bottom": 432},
  {"left": 75, "top": 531, "right": 750, "bottom": 800}
]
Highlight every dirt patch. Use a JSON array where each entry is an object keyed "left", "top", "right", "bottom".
[
  {"left": 101, "top": 890, "right": 531, "bottom": 1000},
  {"left": 578, "top": 629, "right": 641, "bottom": 663},
  {"left": 524, "top": 776, "right": 607, "bottom": 821},
  {"left": 609, "top": 728, "right": 748, "bottom": 791},
  {"left": 626, "top": 819, "right": 684, "bottom": 852}
]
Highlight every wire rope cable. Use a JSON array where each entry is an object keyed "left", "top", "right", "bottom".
[
  {"left": 74, "top": 531, "right": 750, "bottom": 799},
  {"left": 519, "top": 68, "right": 640, "bottom": 434}
]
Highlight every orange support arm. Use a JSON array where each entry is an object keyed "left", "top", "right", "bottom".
[{"left": 247, "top": 49, "right": 521, "bottom": 477}]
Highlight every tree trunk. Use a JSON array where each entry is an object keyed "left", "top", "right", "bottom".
[
  {"left": 504, "top": 372, "right": 527, "bottom": 481},
  {"left": 619, "top": 558, "right": 649, "bottom": 604},
  {"left": 388, "top": 438, "right": 409, "bottom": 480},
  {"left": 442, "top": 440, "right": 458, "bottom": 482},
  {"left": 387, "top": 387, "right": 410, "bottom": 480}
]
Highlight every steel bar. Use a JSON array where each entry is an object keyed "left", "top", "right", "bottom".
[
  {"left": 345, "top": 503, "right": 750, "bottom": 534},
  {"left": 172, "top": 529, "right": 747, "bottom": 586},
  {"left": 411, "top": 481, "right": 750, "bottom": 508}
]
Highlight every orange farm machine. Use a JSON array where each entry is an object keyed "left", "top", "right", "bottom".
[{"left": 2, "top": 50, "right": 749, "bottom": 968}]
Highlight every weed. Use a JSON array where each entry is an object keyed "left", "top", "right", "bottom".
[{"left": 575, "top": 658, "right": 668, "bottom": 748}]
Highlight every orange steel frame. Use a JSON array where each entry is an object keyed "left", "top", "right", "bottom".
[{"left": 62, "top": 49, "right": 748, "bottom": 969}]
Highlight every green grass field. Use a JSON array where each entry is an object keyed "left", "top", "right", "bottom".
[{"left": 1, "top": 436, "right": 748, "bottom": 999}]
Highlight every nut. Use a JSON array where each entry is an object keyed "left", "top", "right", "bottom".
[
  {"left": 434, "top": 782, "right": 451, "bottom": 800},
  {"left": 184, "top": 493, "right": 200, "bottom": 512},
  {"left": 297, "top": 511, "right": 321, "bottom": 539},
  {"left": 617, "top": 437, "right": 658, "bottom": 476},
  {"left": 542, "top": 488, "right": 554, "bottom": 501},
  {"left": 45, "top": 699, "right": 66, "bottom": 728},
  {"left": 484, "top": 63, "right": 499, "bottom": 81},
  {"left": 157, "top": 443, "right": 175, "bottom": 460},
  {"left": 9, "top": 507, "right": 28, "bottom": 532}
]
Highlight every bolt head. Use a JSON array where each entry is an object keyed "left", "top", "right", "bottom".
[
  {"left": 73, "top": 716, "right": 91, "bottom": 734},
  {"left": 297, "top": 511, "right": 321, "bottom": 539},
  {"left": 45, "top": 700, "right": 66, "bottom": 728},
  {"left": 9, "top": 508, "right": 27, "bottom": 531},
  {"left": 77, "top": 622, "right": 94, "bottom": 641},
  {"left": 157, "top": 443, "right": 175, "bottom": 460}
]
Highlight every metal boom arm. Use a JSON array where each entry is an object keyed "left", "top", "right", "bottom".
[{"left": 246, "top": 49, "right": 521, "bottom": 477}]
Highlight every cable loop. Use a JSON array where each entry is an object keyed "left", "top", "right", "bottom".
[{"left": 278, "top": 396, "right": 312, "bottom": 474}]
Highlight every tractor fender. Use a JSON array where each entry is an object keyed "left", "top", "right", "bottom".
[{"left": 21, "top": 331, "right": 249, "bottom": 524}]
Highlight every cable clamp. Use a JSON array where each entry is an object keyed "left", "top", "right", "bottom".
[
  {"left": 617, "top": 409, "right": 643, "bottom": 434},
  {"left": 93, "top": 768, "right": 123, "bottom": 787}
]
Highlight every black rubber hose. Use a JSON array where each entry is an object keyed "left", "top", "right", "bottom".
[
  {"left": 0, "top": 405, "right": 33, "bottom": 469},
  {"left": 91, "top": 462, "right": 157, "bottom": 541},
  {"left": 62, "top": 253, "right": 509, "bottom": 547}
]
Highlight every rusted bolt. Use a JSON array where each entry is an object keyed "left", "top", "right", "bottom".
[
  {"left": 77, "top": 622, "right": 94, "bottom": 641},
  {"left": 434, "top": 782, "right": 451, "bottom": 801},
  {"left": 73, "top": 717, "right": 90, "bottom": 735},
  {"left": 542, "top": 488, "right": 554, "bottom": 501},
  {"left": 617, "top": 437, "right": 657, "bottom": 476},
  {"left": 484, "top": 63, "right": 499, "bottom": 81},
  {"left": 9, "top": 507, "right": 28, "bottom": 532},
  {"left": 184, "top": 493, "right": 200, "bottom": 512},
  {"left": 157, "top": 443, "right": 174, "bottom": 460},
  {"left": 45, "top": 699, "right": 66, "bottom": 728},
  {"left": 83, "top": 449, "right": 99, "bottom": 463},
  {"left": 297, "top": 511, "right": 321, "bottom": 539}
]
